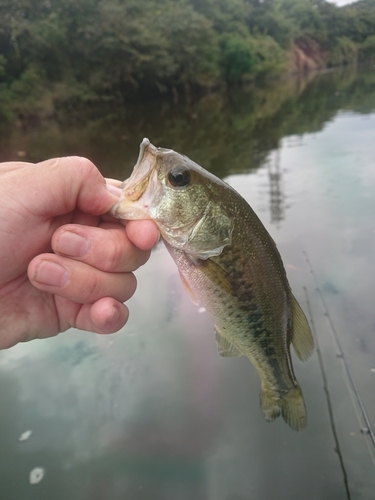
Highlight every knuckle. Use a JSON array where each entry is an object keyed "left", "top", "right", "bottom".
[
  {"left": 56, "top": 156, "right": 97, "bottom": 180},
  {"left": 104, "top": 229, "right": 148, "bottom": 272},
  {"left": 83, "top": 273, "right": 104, "bottom": 302},
  {"left": 79, "top": 269, "right": 108, "bottom": 304},
  {"left": 81, "top": 270, "right": 137, "bottom": 304},
  {"left": 71, "top": 156, "right": 96, "bottom": 176},
  {"left": 105, "top": 234, "right": 127, "bottom": 271}
]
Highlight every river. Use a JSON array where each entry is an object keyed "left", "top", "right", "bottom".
[{"left": 0, "top": 65, "right": 374, "bottom": 500}]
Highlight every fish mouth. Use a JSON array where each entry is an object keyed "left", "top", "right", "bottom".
[
  {"left": 110, "top": 173, "right": 160, "bottom": 220},
  {"left": 122, "top": 175, "right": 150, "bottom": 203},
  {"left": 110, "top": 138, "right": 159, "bottom": 219},
  {"left": 121, "top": 138, "right": 157, "bottom": 199}
]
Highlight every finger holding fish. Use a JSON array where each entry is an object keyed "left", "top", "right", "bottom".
[
  {"left": 28, "top": 253, "right": 137, "bottom": 305},
  {"left": 52, "top": 222, "right": 154, "bottom": 272}
]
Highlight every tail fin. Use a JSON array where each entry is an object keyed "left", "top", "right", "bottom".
[{"left": 260, "top": 384, "right": 307, "bottom": 431}]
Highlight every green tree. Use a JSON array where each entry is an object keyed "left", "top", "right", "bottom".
[
  {"left": 219, "top": 34, "right": 256, "bottom": 83},
  {"left": 157, "top": 2, "right": 220, "bottom": 87},
  {"left": 328, "top": 36, "right": 358, "bottom": 66},
  {"left": 358, "top": 34, "right": 375, "bottom": 60},
  {"left": 1, "top": 0, "right": 375, "bottom": 121}
]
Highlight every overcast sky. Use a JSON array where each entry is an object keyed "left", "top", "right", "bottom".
[{"left": 327, "top": 0, "right": 357, "bottom": 6}]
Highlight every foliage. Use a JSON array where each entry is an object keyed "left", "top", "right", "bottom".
[
  {"left": 358, "top": 34, "right": 375, "bottom": 59},
  {"left": 252, "top": 35, "right": 288, "bottom": 76},
  {"left": 0, "top": 0, "right": 375, "bottom": 120},
  {"left": 219, "top": 34, "right": 256, "bottom": 82},
  {"left": 327, "top": 36, "right": 359, "bottom": 66}
]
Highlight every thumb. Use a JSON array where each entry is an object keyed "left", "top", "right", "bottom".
[{"left": 22, "top": 157, "right": 119, "bottom": 218}]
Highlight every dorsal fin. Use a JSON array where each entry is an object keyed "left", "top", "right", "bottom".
[{"left": 291, "top": 294, "right": 315, "bottom": 361}]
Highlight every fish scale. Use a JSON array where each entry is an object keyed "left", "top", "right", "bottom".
[{"left": 111, "top": 138, "right": 315, "bottom": 431}]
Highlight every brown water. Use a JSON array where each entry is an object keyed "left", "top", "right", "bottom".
[{"left": 0, "top": 65, "right": 375, "bottom": 500}]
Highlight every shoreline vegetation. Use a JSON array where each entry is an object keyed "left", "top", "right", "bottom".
[
  {"left": 1, "top": 0, "right": 375, "bottom": 124},
  {"left": 2, "top": 65, "right": 374, "bottom": 168}
]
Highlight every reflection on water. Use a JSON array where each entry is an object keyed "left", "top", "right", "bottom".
[
  {"left": 265, "top": 150, "right": 284, "bottom": 225},
  {"left": 1, "top": 65, "right": 375, "bottom": 178},
  {"left": 1, "top": 66, "right": 375, "bottom": 499}
]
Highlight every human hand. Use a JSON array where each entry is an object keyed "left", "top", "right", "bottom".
[{"left": 0, "top": 157, "right": 159, "bottom": 349}]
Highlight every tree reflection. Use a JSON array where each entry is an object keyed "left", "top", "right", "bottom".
[
  {"left": 1, "top": 65, "right": 375, "bottom": 226},
  {"left": 267, "top": 150, "right": 284, "bottom": 225}
]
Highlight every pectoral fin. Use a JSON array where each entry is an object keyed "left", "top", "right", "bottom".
[
  {"left": 215, "top": 327, "right": 243, "bottom": 357},
  {"left": 178, "top": 271, "right": 199, "bottom": 305},
  {"left": 291, "top": 294, "right": 315, "bottom": 361},
  {"left": 199, "top": 258, "right": 233, "bottom": 295}
]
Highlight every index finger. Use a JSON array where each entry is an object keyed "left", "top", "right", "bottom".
[{"left": 52, "top": 223, "right": 152, "bottom": 273}]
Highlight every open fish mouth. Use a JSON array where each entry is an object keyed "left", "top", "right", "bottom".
[
  {"left": 110, "top": 139, "right": 161, "bottom": 219},
  {"left": 121, "top": 138, "right": 157, "bottom": 190}
]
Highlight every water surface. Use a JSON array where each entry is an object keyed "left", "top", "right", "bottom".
[{"left": 0, "top": 65, "right": 375, "bottom": 500}]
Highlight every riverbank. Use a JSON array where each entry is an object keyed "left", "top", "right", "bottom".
[
  {"left": 1, "top": 0, "right": 375, "bottom": 125},
  {"left": 1, "top": 64, "right": 374, "bottom": 169}
]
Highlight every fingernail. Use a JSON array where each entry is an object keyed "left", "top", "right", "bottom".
[
  {"left": 34, "top": 261, "right": 68, "bottom": 287},
  {"left": 56, "top": 231, "right": 90, "bottom": 257}
]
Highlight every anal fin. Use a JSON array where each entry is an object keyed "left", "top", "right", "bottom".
[{"left": 291, "top": 294, "right": 315, "bottom": 361}]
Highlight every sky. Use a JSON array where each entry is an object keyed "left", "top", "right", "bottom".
[{"left": 327, "top": 0, "right": 357, "bottom": 6}]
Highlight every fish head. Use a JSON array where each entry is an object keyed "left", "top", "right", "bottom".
[{"left": 110, "top": 138, "right": 233, "bottom": 259}]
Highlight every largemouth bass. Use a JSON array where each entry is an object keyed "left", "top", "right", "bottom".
[{"left": 111, "top": 138, "right": 315, "bottom": 431}]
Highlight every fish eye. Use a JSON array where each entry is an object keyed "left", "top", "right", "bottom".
[{"left": 167, "top": 166, "right": 191, "bottom": 188}]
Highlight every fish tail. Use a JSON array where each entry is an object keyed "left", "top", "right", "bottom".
[{"left": 260, "top": 383, "right": 307, "bottom": 431}]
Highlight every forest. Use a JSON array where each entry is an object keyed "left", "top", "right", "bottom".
[{"left": 1, "top": 0, "right": 375, "bottom": 121}]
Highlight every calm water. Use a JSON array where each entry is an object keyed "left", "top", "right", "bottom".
[{"left": 0, "top": 66, "right": 375, "bottom": 500}]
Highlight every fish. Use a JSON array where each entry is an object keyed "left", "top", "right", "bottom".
[{"left": 110, "top": 138, "right": 315, "bottom": 431}]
